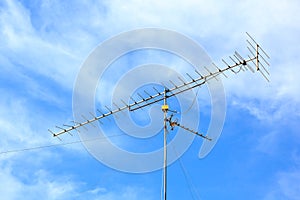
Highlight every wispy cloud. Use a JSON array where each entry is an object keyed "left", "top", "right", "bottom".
[
  {"left": 231, "top": 98, "right": 300, "bottom": 124},
  {"left": 0, "top": 164, "right": 152, "bottom": 200},
  {"left": 263, "top": 161, "right": 300, "bottom": 200},
  {"left": 0, "top": 0, "right": 88, "bottom": 90}
]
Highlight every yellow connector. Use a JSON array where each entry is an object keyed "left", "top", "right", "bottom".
[{"left": 161, "top": 104, "right": 169, "bottom": 111}]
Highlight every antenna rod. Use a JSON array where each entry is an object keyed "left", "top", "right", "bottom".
[
  {"left": 166, "top": 114, "right": 211, "bottom": 141},
  {"left": 168, "top": 120, "right": 211, "bottom": 141}
]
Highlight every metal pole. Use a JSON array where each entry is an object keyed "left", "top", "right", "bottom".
[{"left": 163, "top": 89, "right": 167, "bottom": 200}]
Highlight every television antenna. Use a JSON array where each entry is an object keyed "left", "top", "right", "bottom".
[{"left": 49, "top": 33, "right": 269, "bottom": 200}]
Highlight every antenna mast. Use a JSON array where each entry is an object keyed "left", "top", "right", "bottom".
[
  {"left": 49, "top": 33, "right": 270, "bottom": 199},
  {"left": 162, "top": 89, "right": 168, "bottom": 200}
]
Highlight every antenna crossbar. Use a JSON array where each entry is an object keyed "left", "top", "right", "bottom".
[{"left": 166, "top": 115, "right": 211, "bottom": 141}]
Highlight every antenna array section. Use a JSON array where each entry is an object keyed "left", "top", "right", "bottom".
[{"left": 49, "top": 33, "right": 270, "bottom": 138}]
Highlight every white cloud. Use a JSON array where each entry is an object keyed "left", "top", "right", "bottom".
[
  {"left": 0, "top": 165, "right": 153, "bottom": 200},
  {"left": 0, "top": 86, "right": 86, "bottom": 157},
  {"left": 88, "top": 186, "right": 153, "bottom": 200},
  {"left": 277, "top": 171, "right": 300, "bottom": 200},
  {"left": 0, "top": 99, "right": 46, "bottom": 149},
  {"left": 0, "top": 0, "right": 89, "bottom": 90},
  {"left": 231, "top": 97, "right": 300, "bottom": 124},
  {"left": 255, "top": 131, "right": 281, "bottom": 155},
  {"left": 0, "top": 166, "right": 74, "bottom": 200},
  {"left": 264, "top": 169, "right": 300, "bottom": 200}
]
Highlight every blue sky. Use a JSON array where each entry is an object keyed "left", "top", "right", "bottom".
[{"left": 0, "top": 0, "right": 300, "bottom": 199}]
